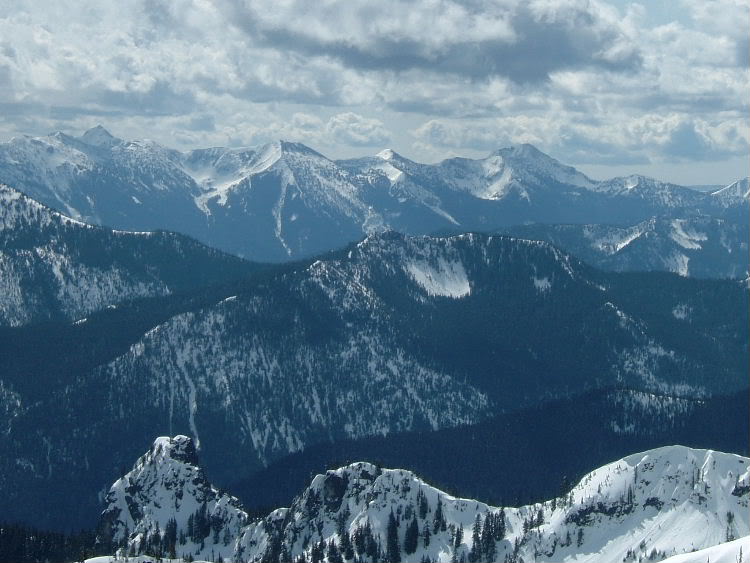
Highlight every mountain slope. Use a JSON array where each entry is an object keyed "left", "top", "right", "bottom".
[
  {"left": 98, "top": 437, "right": 750, "bottom": 563},
  {"left": 230, "top": 388, "right": 749, "bottom": 515},
  {"left": 0, "top": 184, "right": 258, "bottom": 326},
  {"left": 185, "top": 141, "right": 380, "bottom": 260},
  {"left": 661, "top": 535, "right": 750, "bottom": 563},
  {"left": 1, "top": 128, "right": 745, "bottom": 262},
  {"left": 497, "top": 215, "right": 749, "bottom": 278},
  {"left": 0, "top": 232, "right": 745, "bottom": 531}
]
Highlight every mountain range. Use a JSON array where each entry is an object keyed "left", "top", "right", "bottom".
[
  {"left": 1, "top": 218, "right": 745, "bottom": 530},
  {"left": 95, "top": 435, "right": 750, "bottom": 563},
  {"left": 0, "top": 127, "right": 747, "bottom": 559},
  {"left": 1, "top": 127, "right": 746, "bottom": 263}
]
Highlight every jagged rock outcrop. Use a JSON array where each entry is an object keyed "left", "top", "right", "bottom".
[{"left": 99, "top": 436, "right": 247, "bottom": 560}]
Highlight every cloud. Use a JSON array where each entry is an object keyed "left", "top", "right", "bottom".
[
  {"left": 220, "top": 0, "right": 642, "bottom": 83},
  {"left": 411, "top": 112, "right": 749, "bottom": 166},
  {"left": 0, "top": 0, "right": 746, "bottom": 181},
  {"left": 651, "top": 117, "right": 749, "bottom": 161},
  {"left": 412, "top": 119, "right": 512, "bottom": 151},
  {"left": 325, "top": 112, "right": 391, "bottom": 146}
]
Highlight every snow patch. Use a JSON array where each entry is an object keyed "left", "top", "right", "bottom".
[
  {"left": 672, "top": 303, "right": 691, "bottom": 321},
  {"left": 671, "top": 219, "right": 707, "bottom": 250},
  {"left": 533, "top": 276, "right": 551, "bottom": 292},
  {"left": 666, "top": 251, "right": 690, "bottom": 276},
  {"left": 585, "top": 224, "right": 645, "bottom": 254},
  {"left": 405, "top": 257, "right": 471, "bottom": 298},
  {"left": 376, "top": 148, "right": 396, "bottom": 160}
]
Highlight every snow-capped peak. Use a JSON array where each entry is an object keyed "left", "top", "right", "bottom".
[
  {"left": 277, "top": 139, "right": 326, "bottom": 158},
  {"left": 149, "top": 435, "right": 199, "bottom": 465},
  {"left": 432, "top": 143, "right": 595, "bottom": 200},
  {"left": 99, "top": 435, "right": 247, "bottom": 560},
  {"left": 376, "top": 148, "right": 398, "bottom": 160},
  {"left": 491, "top": 143, "right": 596, "bottom": 188},
  {"left": 495, "top": 142, "right": 546, "bottom": 159},
  {"left": 79, "top": 125, "right": 121, "bottom": 148}
]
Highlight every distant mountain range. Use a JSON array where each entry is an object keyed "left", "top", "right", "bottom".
[
  {"left": 1, "top": 127, "right": 746, "bottom": 263},
  {"left": 96, "top": 435, "right": 750, "bottom": 562}
]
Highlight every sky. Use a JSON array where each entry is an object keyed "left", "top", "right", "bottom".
[{"left": 0, "top": 0, "right": 747, "bottom": 185}]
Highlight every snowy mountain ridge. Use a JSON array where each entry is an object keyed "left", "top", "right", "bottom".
[
  {"left": 712, "top": 177, "right": 750, "bottom": 207},
  {"left": 497, "top": 215, "right": 749, "bottom": 279},
  {"left": 99, "top": 436, "right": 750, "bottom": 563},
  {"left": 1, "top": 127, "right": 745, "bottom": 262},
  {"left": 0, "top": 183, "right": 256, "bottom": 326}
]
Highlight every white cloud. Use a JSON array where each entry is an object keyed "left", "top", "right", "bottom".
[
  {"left": 325, "top": 112, "right": 391, "bottom": 146},
  {"left": 220, "top": 0, "right": 642, "bottom": 83}
]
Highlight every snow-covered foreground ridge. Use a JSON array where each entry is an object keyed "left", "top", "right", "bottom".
[
  {"left": 660, "top": 535, "right": 750, "bottom": 562},
  {"left": 99, "top": 437, "right": 749, "bottom": 563}
]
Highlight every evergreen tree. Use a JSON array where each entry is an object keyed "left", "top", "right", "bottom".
[
  {"left": 626, "top": 485, "right": 635, "bottom": 507},
  {"left": 422, "top": 525, "right": 431, "bottom": 548},
  {"left": 311, "top": 539, "right": 325, "bottom": 563},
  {"left": 404, "top": 517, "right": 420, "bottom": 555},
  {"left": 327, "top": 539, "right": 343, "bottom": 563},
  {"left": 187, "top": 513, "right": 195, "bottom": 542},
  {"left": 352, "top": 524, "right": 365, "bottom": 556},
  {"left": 454, "top": 525, "right": 463, "bottom": 549},
  {"left": 494, "top": 510, "right": 506, "bottom": 541},
  {"left": 164, "top": 517, "right": 177, "bottom": 559},
  {"left": 387, "top": 510, "right": 401, "bottom": 563},
  {"left": 480, "top": 514, "right": 496, "bottom": 562},
  {"left": 417, "top": 489, "right": 429, "bottom": 520},
  {"left": 468, "top": 515, "right": 482, "bottom": 563},
  {"left": 433, "top": 498, "right": 446, "bottom": 534},
  {"left": 339, "top": 530, "right": 354, "bottom": 561}
]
